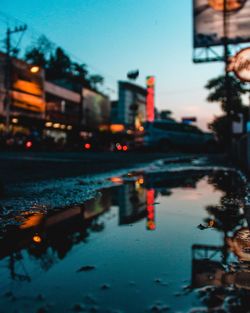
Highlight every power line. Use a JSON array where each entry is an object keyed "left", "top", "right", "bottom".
[{"left": 0, "top": 10, "right": 119, "bottom": 84}]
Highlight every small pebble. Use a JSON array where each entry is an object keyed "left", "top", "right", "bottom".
[{"left": 100, "top": 284, "right": 110, "bottom": 290}]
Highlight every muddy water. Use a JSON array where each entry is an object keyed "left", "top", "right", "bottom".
[{"left": 0, "top": 169, "right": 248, "bottom": 313}]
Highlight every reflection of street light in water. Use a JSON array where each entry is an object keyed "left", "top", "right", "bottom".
[{"left": 32, "top": 234, "right": 42, "bottom": 243}]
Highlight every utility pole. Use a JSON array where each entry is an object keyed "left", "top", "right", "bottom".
[{"left": 4, "top": 24, "right": 27, "bottom": 132}]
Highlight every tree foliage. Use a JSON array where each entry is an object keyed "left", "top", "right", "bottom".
[
  {"left": 24, "top": 36, "right": 104, "bottom": 91},
  {"left": 205, "top": 74, "right": 247, "bottom": 148}
]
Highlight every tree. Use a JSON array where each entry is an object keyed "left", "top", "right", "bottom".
[
  {"left": 71, "top": 62, "right": 90, "bottom": 86},
  {"left": 205, "top": 74, "right": 247, "bottom": 148},
  {"left": 205, "top": 74, "right": 246, "bottom": 115},
  {"left": 47, "top": 47, "right": 72, "bottom": 80},
  {"left": 89, "top": 74, "right": 104, "bottom": 89},
  {"left": 25, "top": 35, "right": 53, "bottom": 67}
]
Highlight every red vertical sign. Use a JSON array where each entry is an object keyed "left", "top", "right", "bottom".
[
  {"left": 146, "top": 76, "right": 155, "bottom": 122},
  {"left": 146, "top": 189, "right": 155, "bottom": 230}
]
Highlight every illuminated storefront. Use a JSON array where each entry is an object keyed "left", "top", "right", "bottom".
[{"left": 0, "top": 52, "right": 45, "bottom": 133}]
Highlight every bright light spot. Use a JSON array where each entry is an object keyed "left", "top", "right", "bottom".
[
  {"left": 60, "top": 124, "right": 66, "bottom": 129},
  {"left": 30, "top": 66, "right": 40, "bottom": 73},
  {"left": 12, "top": 118, "right": 18, "bottom": 124},
  {"left": 26, "top": 141, "right": 32, "bottom": 149},
  {"left": 110, "top": 177, "right": 123, "bottom": 183},
  {"left": 67, "top": 125, "right": 72, "bottom": 130},
  {"left": 84, "top": 143, "right": 91, "bottom": 149},
  {"left": 139, "top": 126, "right": 144, "bottom": 131},
  {"left": 45, "top": 122, "right": 52, "bottom": 127},
  {"left": 138, "top": 178, "right": 144, "bottom": 185},
  {"left": 53, "top": 123, "right": 60, "bottom": 128},
  {"left": 147, "top": 220, "right": 156, "bottom": 230},
  {"left": 123, "top": 145, "right": 128, "bottom": 151},
  {"left": 116, "top": 143, "right": 122, "bottom": 151},
  {"left": 32, "top": 235, "right": 42, "bottom": 243}
]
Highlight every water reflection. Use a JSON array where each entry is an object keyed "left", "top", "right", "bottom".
[
  {"left": 191, "top": 170, "right": 250, "bottom": 312},
  {"left": 0, "top": 169, "right": 249, "bottom": 312}
]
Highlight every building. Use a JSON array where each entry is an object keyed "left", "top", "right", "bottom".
[
  {"left": 44, "top": 81, "right": 82, "bottom": 142},
  {"left": 82, "top": 88, "right": 111, "bottom": 131},
  {"left": 0, "top": 52, "right": 45, "bottom": 134},
  {"left": 0, "top": 52, "right": 111, "bottom": 144},
  {"left": 114, "top": 81, "right": 147, "bottom": 129}
]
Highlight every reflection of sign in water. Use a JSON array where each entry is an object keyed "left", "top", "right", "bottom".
[
  {"left": 146, "top": 189, "right": 155, "bottom": 231},
  {"left": 228, "top": 48, "right": 250, "bottom": 82},
  {"left": 193, "top": 0, "right": 250, "bottom": 48}
]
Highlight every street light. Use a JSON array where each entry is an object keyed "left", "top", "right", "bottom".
[{"left": 30, "top": 66, "right": 40, "bottom": 73}]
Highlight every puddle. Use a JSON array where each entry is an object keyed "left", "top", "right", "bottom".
[{"left": 0, "top": 169, "right": 249, "bottom": 312}]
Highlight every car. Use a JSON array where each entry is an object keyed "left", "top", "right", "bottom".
[{"left": 143, "top": 120, "right": 216, "bottom": 152}]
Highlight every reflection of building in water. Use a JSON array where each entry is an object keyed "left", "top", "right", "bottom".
[
  {"left": 113, "top": 179, "right": 156, "bottom": 230},
  {"left": 191, "top": 235, "right": 250, "bottom": 291},
  {"left": 116, "top": 181, "right": 148, "bottom": 225},
  {"left": 0, "top": 189, "right": 112, "bottom": 278}
]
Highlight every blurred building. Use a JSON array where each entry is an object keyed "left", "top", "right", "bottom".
[
  {"left": 0, "top": 53, "right": 111, "bottom": 139},
  {"left": 114, "top": 81, "right": 147, "bottom": 129},
  {"left": 82, "top": 87, "right": 111, "bottom": 131},
  {"left": 0, "top": 52, "right": 45, "bottom": 134},
  {"left": 44, "top": 81, "right": 82, "bottom": 142}
]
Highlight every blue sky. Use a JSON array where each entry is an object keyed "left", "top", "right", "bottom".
[{"left": 0, "top": 0, "right": 225, "bottom": 129}]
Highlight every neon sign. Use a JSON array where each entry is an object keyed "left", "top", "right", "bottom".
[{"left": 146, "top": 76, "right": 155, "bottom": 122}]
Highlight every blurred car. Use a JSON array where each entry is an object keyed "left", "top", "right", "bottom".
[{"left": 143, "top": 120, "right": 216, "bottom": 152}]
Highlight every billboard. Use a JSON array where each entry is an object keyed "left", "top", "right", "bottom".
[{"left": 193, "top": 0, "right": 250, "bottom": 48}]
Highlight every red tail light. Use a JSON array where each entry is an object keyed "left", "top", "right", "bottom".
[
  {"left": 26, "top": 141, "right": 32, "bottom": 149},
  {"left": 122, "top": 145, "right": 128, "bottom": 151},
  {"left": 84, "top": 143, "right": 91, "bottom": 149},
  {"left": 116, "top": 144, "right": 122, "bottom": 151}
]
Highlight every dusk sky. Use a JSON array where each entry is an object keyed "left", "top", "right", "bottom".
[{"left": 0, "top": 0, "right": 226, "bottom": 130}]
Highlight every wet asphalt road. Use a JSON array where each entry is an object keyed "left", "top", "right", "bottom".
[
  {"left": 0, "top": 151, "right": 198, "bottom": 184},
  {"left": 0, "top": 159, "right": 248, "bottom": 313}
]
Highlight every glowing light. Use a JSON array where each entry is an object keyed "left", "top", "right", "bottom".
[
  {"left": 60, "top": 124, "right": 66, "bottom": 129},
  {"left": 26, "top": 141, "right": 32, "bottom": 149},
  {"left": 208, "top": 0, "right": 246, "bottom": 12},
  {"left": 110, "top": 177, "right": 123, "bottom": 183},
  {"left": 146, "top": 189, "right": 155, "bottom": 231},
  {"left": 30, "top": 66, "right": 40, "bottom": 73},
  {"left": 20, "top": 213, "right": 44, "bottom": 229},
  {"left": 122, "top": 145, "right": 128, "bottom": 151},
  {"left": 146, "top": 76, "right": 155, "bottom": 122},
  {"left": 45, "top": 122, "right": 52, "bottom": 127},
  {"left": 110, "top": 124, "right": 125, "bottom": 133},
  {"left": 53, "top": 123, "right": 60, "bottom": 128},
  {"left": 67, "top": 125, "right": 72, "bottom": 130},
  {"left": 84, "top": 143, "right": 91, "bottom": 149},
  {"left": 12, "top": 118, "right": 18, "bottom": 124},
  {"left": 147, "top": 220, "right": 156, "bottom": 230},
  {"left": 32, "top": 234, "right": 42, "bottom": 243},
  {"left": 116, "top": 143, "right": 122, "bottom": 151},
  {"left": 139, "top": 126, "right": 144, "bottom": 131},
  {"left": 138, "top": 178, "right": 144, "bottom": 185}
]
